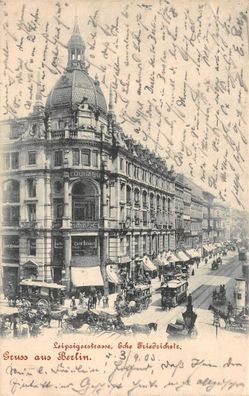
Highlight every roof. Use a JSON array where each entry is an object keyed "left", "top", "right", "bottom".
[
  {"left": 45, "top": 69, "right": 107, "bottom": 114},
  {"left": 19, "top": 279, "right": 66, "bottom": 289}
]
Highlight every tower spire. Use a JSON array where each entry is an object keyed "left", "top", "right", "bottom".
[
  {"left": 108, "top": 85, "right": 114, "bottom": 114},
  {"left": 33, "top": 71, "right": 44, "bottom": 114},
  {"left": 67, "top": 18, "right": 86, "bottom": 70}
]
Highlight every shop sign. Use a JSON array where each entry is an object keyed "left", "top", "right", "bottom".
[
  {"left": 70, "top": 170, "right": 100, "bottom": 179},
  {"left": 72, "top": 236, "right": 97, "bottom": 256}
]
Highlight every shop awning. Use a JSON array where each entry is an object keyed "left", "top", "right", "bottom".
[
  {"left": 186, "top": 249, "right": 201, "bottom": 258},
  {"left": 106, "top": 265, "right": 121, "bottom": 284},
  {"left": 176, "top": 251, "right": 190, "bottom": 262},
  {"left": 71, "top": 266, "right": 104, "bottom": 287},
  {"left": 166, "top": 252, "right": 179, "bottom": 263},
  {"left": 203, "top": 245, "right": 213, "bottom": 252},
  {"left": 143, "top": 256, "right": 157, "bottom": 271}
]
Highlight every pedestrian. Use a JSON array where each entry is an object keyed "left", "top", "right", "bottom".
[
  {"left": 227, "top": 301, "right": 233, "bottom": 317},
  {"left": 70, "top": 296, "right": 77, "bottom": 311},
  {"left": 92, "top": 293, "right": 97, "bottom": 309},
  {"left": 97, "top": 291, "right": 102, "bottom": 305},
  {"left": 88, "top": 295, "right": 93, "bottom": 310}
]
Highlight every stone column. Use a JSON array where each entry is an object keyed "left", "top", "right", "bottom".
[
  {"left": 62, "top": 176, "right": 70, "bottom": 228},
  {"left": 63, "top": 235, "right": 71, "bottom": 294}
]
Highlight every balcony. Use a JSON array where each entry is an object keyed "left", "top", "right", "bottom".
[
  {"left": 72, "top": 220, "right": 99, "bottom": 230},
  {"left": 20, "top": 221, "right": 38, "bottom": 229},
  {"left": 52, "top": 219, "right": 63, "bottom": 229}
]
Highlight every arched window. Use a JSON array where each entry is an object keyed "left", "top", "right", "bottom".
[
  {"left": 150, "top": 193, "right": 154, "bottom": 209},
  {"left": 3, "top": 180, "right": 20, "bottom": 203},
  {"left": 134, "top": 188, "right": 140, "bottom": 206},
  {"left": 72, "top": 182, "right": 98, "bottom": 221},
  {"left": 126, "top": 185, "right": 131, "bottom": 203},
  {"left": 142, "top": 191, "right": 147, "bottom": 208},
  {"left": 157, "top": 194, "right": 161, "bottom": 212}
]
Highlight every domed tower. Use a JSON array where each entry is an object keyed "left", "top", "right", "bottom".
[{"left": 45, "top": 20, "right": 108, "bottom": 134}]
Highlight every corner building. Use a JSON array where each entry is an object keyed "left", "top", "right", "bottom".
[{"left": 0, "top": 23, "right": 176, "bottom": 296}]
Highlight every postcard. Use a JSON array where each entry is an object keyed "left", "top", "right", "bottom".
[{"left": 0, "top": 0, "right": 248, "bottom": 395}]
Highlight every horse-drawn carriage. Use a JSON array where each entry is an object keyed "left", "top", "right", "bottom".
[
  {"left": 61, "top": 309, "right": 127, "bottom": 333},
  {"left": 211, "top": 259, "right": 219, "bottom": 270},
  {"left": 212, "top": 286, "right": 226, "bottom": 305},
  {"left": 161, "top": 279, "right": 188, "bottom": 310},
  {"left": 115, "top": 284, "right": 152, "bottom": 316},
  {"left": 18, "top": 279, "right": 66, "bottom": 310}
]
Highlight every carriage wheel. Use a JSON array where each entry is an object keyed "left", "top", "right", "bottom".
[{"left": 37, "top": 299, "right": 49, "bottom": 310}]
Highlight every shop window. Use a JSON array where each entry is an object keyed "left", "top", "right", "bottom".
[
  {"left": 2, "top": 236, "right": 19, "bottom": 260},
  {"left": 55, "top": 151, "right": 63, "bottom": 166},
  {"left": 28, "top": 238, "right": 36, "bottom": 256},
  {"left": 28, "top": 151, "right": 36, "bottom": 165},
  {"left": 72, "top": 149, "right": 80, "bottom": 165},
  {"left": 81, "top": 149, "right": 90, "bottom": 166},
  {"left": 27, "top": 179, "right": 36, "bottom": 198}
]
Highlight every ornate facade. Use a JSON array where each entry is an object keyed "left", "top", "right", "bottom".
[{"left": 0, "top": 23, "right": 176, "bottom": 296}]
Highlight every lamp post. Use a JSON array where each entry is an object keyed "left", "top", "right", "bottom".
[{"left": 182, "top": 294, "right": 197, "bottom": 337}]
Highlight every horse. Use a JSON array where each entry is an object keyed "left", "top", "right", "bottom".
[
  {"left": 208, "top": 304, "right": 230, "bottom": 327},
  {"left": 37, "top": 308, "right": 69, "bottom": 328},
  {"left": 129, "top": 322, "right": 158, "bottom": 335}
]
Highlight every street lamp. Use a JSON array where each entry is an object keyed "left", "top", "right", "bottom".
[{"left": 182, "top": 294, "right": 197, "bottom": 337}]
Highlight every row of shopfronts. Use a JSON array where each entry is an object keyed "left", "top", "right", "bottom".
[{"left": 1, "top": 238, "right": 225, "bottom": 297}]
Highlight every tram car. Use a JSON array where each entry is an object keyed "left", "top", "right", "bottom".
[{"left": 161, "top": 279, "right": 188, "bottom": 308}]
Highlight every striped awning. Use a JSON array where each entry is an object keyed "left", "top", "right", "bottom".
[
  {"left": 143, "top": 256, "right": 157, "bottom": 271},
  {"left": 106, "top": 265, "right": 122, "bottom": 284},
  {"left": 176, "top": 251, "right": 190, "bottom": 262}
]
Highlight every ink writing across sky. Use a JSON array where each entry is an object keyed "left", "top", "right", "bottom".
[{"left": 1, "top": 0, "right": 248, "bottom": 209}]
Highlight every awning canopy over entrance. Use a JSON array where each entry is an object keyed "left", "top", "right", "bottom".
[
  {"left": 143, "top": 256, "right": 157, "bottom": 271},
  {"left": 176, "top": 251, "right": 190, "bottom": 262},
  {"left": 106, "top": 265, "right": 122, "bottom": 284},
  {"left": 185, "top": 249, "right": 201, "bottom": 258},
  {"left": 71, "top": 266, "right": 104, "bottom": 287}
]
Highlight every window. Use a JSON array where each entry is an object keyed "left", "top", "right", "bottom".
[
  {"left": 81, "top": 149, "right": 90, "bottom": 166},
  {"left": 120, "top": 158, "right": 123, "bottom": 171},
  {"left": 27, "top": 179, "right": 36, "bottom": 197},
  {"left": 126, "top": 235, "right": 131, "bottom": 256},
  {"left": 2, "top": 206, "right": 19, "bottom": 225},
  {"left": 126, "top": 186, "right": 131, "bottom": 204},
  {"left": 55, "top": 151, "right": 63, "bottom": 166},
  {"left": 54, "top": 199, "right": 64, "bottom": 219},
  {"left": 3, "top": 180, "right": 20, "bottom": 203},
  {"left": 134, "top": 235, "right": 139, "bottom": 256},
  {"left": 28, "top": 238, "right": 36, "bottom": 256},
  {"left": 28, "top": 151, "right": 36, "bottom": 165},
  {"left": 72, "top": 149, "right": 80, "bottom": 166},
  {"left": 92, "top": 151, "right": 98, "bottom": 167},
  {"left": 27, "top": 204, "right": 36, "bottom": 221},
  {"left": 11, "top": 152, "right": 19, "bottom": 169},
  {"left": 2, "top": 236, "right": 19, "bottom": 261},
  {"left": 143, "top": 235, "right": 146, "bottom": 254},
  {"left": 134, "top": 189, "right": 140, "bottom": 205}
]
